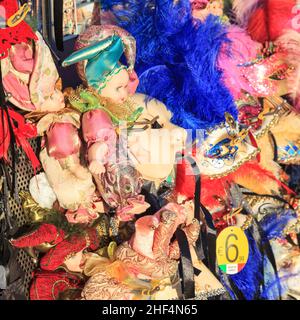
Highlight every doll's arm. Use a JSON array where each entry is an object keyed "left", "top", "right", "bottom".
[
  {"left": 82, "top": 109, "right": 117, "bottom": 174},
  {"left": 46, "top": 122, "right": 91, "bottom": 180},
  {"left": 86, "top": 141, "right": 108, "bottom": 175},
  {"left": 46, "top": 122, "right": 81, "bottom": 160}
]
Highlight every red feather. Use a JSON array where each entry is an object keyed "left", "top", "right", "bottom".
[{"left": 247, "top": 0, "right": 297, "bottom": 42}]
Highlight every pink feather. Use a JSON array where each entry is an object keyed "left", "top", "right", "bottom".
[
  {"left": 276, "top": 30, "right": 300, "bottom": 112},
  {"left": 233, "top": 0, "right": 262, "bottom": 27},
  {"left": 218, "top": 26, "right": 262, "bottom": 99}
]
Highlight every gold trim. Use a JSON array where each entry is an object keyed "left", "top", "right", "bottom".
[
  {"left": 284, "top": 219, "right": 300, "bottom": 235},
  {"left": 205, "top": 148, "right": 260, "bottom": 179},
  {"left": 254, "top": 114, "right": 280, "bottom": 139}
]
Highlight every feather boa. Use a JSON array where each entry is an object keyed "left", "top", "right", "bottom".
[
  {"left": 175, "top": 159, "right": 293, "bottom": 211},
  {"left": 259, "top": 210, "right": 297, "bottom": 299},
  {"left": 103, "top": 0, "right": 237, "bottom": 131},
  {"left": 228, "top": 161, "right": 294, "bottom": 195}
]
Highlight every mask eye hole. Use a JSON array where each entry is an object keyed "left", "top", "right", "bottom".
[
  {"left": 151, "top": 120, "right": 163, "bottom": 129},
  {"left": 124, "top": 184, "right": 133, "bottom": 193}
]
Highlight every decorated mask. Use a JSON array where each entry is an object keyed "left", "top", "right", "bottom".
[
  {"left": 127, "top": 93, "right": 187, "bottom": 185},
  {"left": 218, "top": 26, "right": 292, "bottom": 100},
  {"left": 195, "top": 113, "right": 259, "bottom": 179},
  {"left": 238, "top": 52, "right": 292, "bottom": 98}
]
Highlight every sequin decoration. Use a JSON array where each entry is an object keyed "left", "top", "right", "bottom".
[
  {"left": 240, "top": 53, "right": 292, "bottom": 97},
  {"left": 278, "top": 142, "right": 300, "bottom": 164}
]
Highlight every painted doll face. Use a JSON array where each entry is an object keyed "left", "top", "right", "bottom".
[{"left": 100, "top": 68, "right": 130, "bottom": 104}]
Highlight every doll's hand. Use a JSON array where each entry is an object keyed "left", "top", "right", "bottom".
[
  {"left": 87, "top": 142, "right": 110, "bottom": 175},
  {"left": 88, "top": 160, "right": 106, "bottom": 175},
  {"left": 66, "top": 207, "right": 99, "bottom": 224}
]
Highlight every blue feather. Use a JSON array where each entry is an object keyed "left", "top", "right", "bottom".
[
  {"left": 260, "top": 210, "right": 297, "bottom": 241},
  {"left": 262, "top": 271, "right": 300, "bottom": 300},
  {"left": 229, "top": 230, "right": 263, "bottom": 300},
  {"left": 106, "top": 0, "right": 238, "bottom": 132}
]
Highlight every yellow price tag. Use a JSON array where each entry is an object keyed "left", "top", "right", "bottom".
[{"left": 216, "top": 226, "right": 249, "bottom": 275}]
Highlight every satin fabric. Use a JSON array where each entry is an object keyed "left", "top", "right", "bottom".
[
  {"left": 46, "top": 123, "right": 81, "bottom": 159},
  {"left": 63, "top": 35, "right": 124, "bottom": 90}
]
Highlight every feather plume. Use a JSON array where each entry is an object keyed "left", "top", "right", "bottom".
[
  {"left": 247, "top": 0, "right": 297, "bottom": 43},
  {"left": 105, "top": 0, "right": 237, "bottom": 132},
  {"left": 228, "top": 161, "right": 294, "bottom": 195},
  {"left": 232, "top": 0, "right": 262, "bottom": 27},
  {"left": 218, "top": 25, "right": 262, "bottom": 99},
  {"left": 260, "top": 210, "right": 297, "bottom": 240},
  {"left": 276, "top": 30, "right": 300, "bottom": 111},
  {"left": 230, "top": 230, "right": 263, "bottom": 300}
]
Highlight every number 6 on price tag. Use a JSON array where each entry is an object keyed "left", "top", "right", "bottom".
[{"left": 216, "top": 226, "right": 249, "bottom": 275}]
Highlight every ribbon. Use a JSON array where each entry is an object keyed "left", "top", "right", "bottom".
[
  {"left": 0, "top": 106, "right": 40, "bottom": 172},
  {"left": 174, "top": 153, "right": 219, "bottom": 299},
  {"left": 175, "top": 228, "right": 196, "bottom": 300},
  {"left": 268, "top": 131, "right": 278, "bottom": 163},
  {"left": 53, "top": 0, "right": 64, "bottom": 51},
  {"left": 248, "top": 130, "right": 261, "bottom": 163}
]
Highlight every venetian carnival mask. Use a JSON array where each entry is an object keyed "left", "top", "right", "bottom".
[
  {"left": 195, "top": 113, "right": 259, "bottom": 178},
  {"left": 127, "top": 94, "right": 187, "bottom": 185},
  {"left": 238, "top": 52, "right": 293, "bottom": 98}
]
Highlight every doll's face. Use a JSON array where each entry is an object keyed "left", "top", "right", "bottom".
[{"left": 100, "top": 68, "right": 130, "bottom": 104}]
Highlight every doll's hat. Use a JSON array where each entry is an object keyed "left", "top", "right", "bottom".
[
  {"left": 62, "top": 25, "right": 136, "bottom": 90},
  {"left": 30, "top": 270, "right": 83, "bottom": 300},
  {"left": 62, "top": 35, "right": 125, "bottom": 91},
  {"left": 0, "top": 0, "right": 37, "bottom": 59},
  {"left": 40, "top": 229, "right": 99, "bottom": 271}
]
